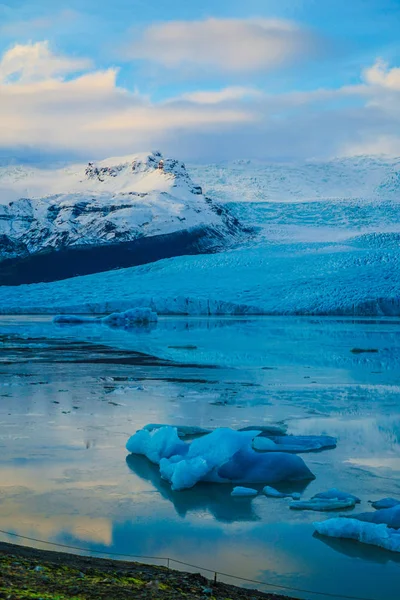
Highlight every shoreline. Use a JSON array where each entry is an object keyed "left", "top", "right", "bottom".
[{"left": 0, "top": 541, "right": 299, "bottom": 599}]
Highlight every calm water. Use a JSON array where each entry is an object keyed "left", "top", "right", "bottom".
[{"left": 1, "top": 315, "right": 400, "bottom": 600}]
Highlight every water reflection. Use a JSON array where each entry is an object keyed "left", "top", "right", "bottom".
[{"left": 1, "top": 315, "right": 400, "bottom": 600}]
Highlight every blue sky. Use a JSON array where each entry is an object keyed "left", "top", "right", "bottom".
[{"left": 1, "top": 0, "right": 400, "bottom": 162}]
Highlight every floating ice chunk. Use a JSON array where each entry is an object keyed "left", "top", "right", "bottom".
[
  {"left": 371, "top": 498, "right": 400, "bottom": 510},
  {"left": 103, "top": 307, "right": 157, "bottom": 326},
  {"left": 53, "top": 315, "right": 96, "bottom": 324},
  {"left": 290, "top": 498, "right": 356, "bottom": 511},
  {"left": 351, "top": 505, "right": 400, "bottom": 529},
  {"left": 239, "top": 424, "right": 287, "bottom": 436},
  {"left": 231, "top": 487, "right": 258, "bottom": 497},
  {"left": 143, "top": 424, "right": 212, "bottom": 438},
  {"left": 312, "top": 488, "right": 361, "bottom": 504},
  {"left": 218, "top": 446, "right": 315, "bottom": 484},
  {"left": 314, "top": 518, "right": 400, "bottom": 553},
  {"left": 126, "top": 426, "right": 187, "bottom": 465},
  {"left": 263, "top": 486, "right": 301, "bottom": 499},
  {"left": 126, "top": 426, "right": 315, "bottom": 492}
]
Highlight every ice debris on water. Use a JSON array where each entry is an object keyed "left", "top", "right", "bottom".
[
  {"left": 143, "top": 424, "right": 212, "bottom": 438},
  {"left": 253, "top": 434, "right": 337, "bottom": 454},
  {"left": 290, "top": 497, "right": 357, "bottom": 511},
  {"left": 231, "top": 486, "right": 258, "bottom": 497},
  {"left": 53, "top": 315, "right": 97, "bottom": 324},
  {"left": 314, "top": 518, "right": 400, "bottom": 553},
  {"left": 290, "top": 488, "right": 360, "bottom": 511},
  {"left": 371, "top": 498, "right": 400, "bottom": 510},
  {"left": 53, "top": 307, "right": 158, "bottom": 327},
  {"left": 102, "top": 307, "right": 158, "bottom": 326},
  {"left": 126, "top": 425, "right": 315, "bottom": 491},
  {"left": 312, "top": 488, "right": 361, "bottom": 504},
  {"left": 263, "top": 486, "right": 301, "bottom": 499}
]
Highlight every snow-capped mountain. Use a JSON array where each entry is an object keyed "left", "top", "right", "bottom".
[
  {"left": 0, "top": 152, "right": 243, "bottom": 285},
  {"left": 1, "top": 154, "right": 400, "bottom": 316}
]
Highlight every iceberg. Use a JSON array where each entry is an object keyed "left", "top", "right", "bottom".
[
  {"left": 371, "top": 498, "right": 400, "bottom": 510},
  {"left": 290, "top": 498, "right": 357, "bottom": 511},
  {"left": 314, "top": 518, "right": 400, "bottom": 553},
  {"left": 126, "top": 426, "right": 315, "bottom": 491},
  {"left": 262, "top": 486, "right": 301, "bottom": 500},
  {"left": 312, "top": 488, "right": 361, "bottom": 504},
  {"left": 231, "top": 487, "right": 258, "bottom": 497}
]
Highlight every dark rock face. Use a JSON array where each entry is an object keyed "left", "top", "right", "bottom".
[
  {"left": 0, "top": 152, "right": 248, "bottom": 285},
  {"left": 0, "top": 226, "right": 228, "bottom": 286}
]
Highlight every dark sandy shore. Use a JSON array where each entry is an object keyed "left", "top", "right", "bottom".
[{"left": 0, "top": 541, "right": 300, "bottom": 599}]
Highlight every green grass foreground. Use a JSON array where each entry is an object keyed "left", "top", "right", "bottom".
[{"left": 0, "top": 542, "right": 298, "bottom": 600}]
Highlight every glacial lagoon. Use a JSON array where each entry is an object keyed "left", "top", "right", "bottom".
[{"left": 1, "top": 315, "right": 400, "bottom": 600}]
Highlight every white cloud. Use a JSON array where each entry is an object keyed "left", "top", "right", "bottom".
[
  {"left": 0, "top": 41, "right": 91, "bottom": 83},
  {"left": 0, "top": 10, "right": 80, "bottom": 38},
  {"left": 1, "top": 41, "right": 400, "bottom": 162},
  {"left": 126, "top": 18, "right": 318, "bottom": 73},
  {"left": 363, "top": 59, "right": 400, "bottom": 91},
  {"left": 177, "top": 87, "right": 262, "bottom": 104}
]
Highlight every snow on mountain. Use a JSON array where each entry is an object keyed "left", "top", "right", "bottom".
[
  {"left": 0, "top": 152, "right": 243, "bottom": 285},
  {"left": 0, "top": 155, "right": 400, "bottom": 315}
]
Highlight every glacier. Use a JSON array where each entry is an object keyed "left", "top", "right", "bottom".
[{"left": 1, "top": 155, "right": 400, "bottom": 316}]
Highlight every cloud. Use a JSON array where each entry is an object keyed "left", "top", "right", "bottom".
[
  {"left": 0, "top": 10, "right": 80, "bottom": 38},
  {"left": 0, "top": 41, "right": 91, "bottom": 83},
  {"left": 1, "top": 41, "right": 400, "bottom": 162},
  {"left": 177, "top": 87, "right": 262, "bottom": 105},
  {"left": 125, "top": 18, "right": 318, "bottom": 73},
  {"left": 363, "top": 58, "right": 400, "bottom": 91}
]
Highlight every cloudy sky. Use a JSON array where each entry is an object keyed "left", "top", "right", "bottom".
[{"left": 1, "top": 0, "right": 400, "bottom": 163}]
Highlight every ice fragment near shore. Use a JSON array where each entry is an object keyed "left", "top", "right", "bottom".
[
  {"left": 312, "top": 488, "right": 361, "bottom": 503},
  {"left": 253, "top": 434, "right": 336, "bottom": 453},
  {"left": 371, "top": 498, "right": 400, "bottom": 510},
  {"left": 314, "top": 518, "right": 400, "bottom": 553},
  {"left": 290, "top": 498, "right": 356, "bottom": 511},
  {"left": 231, "top": 487, "right": 258, "bottom": 497},
  {"left": 263, "top": 486, "right": 301, "bottom": 499}
]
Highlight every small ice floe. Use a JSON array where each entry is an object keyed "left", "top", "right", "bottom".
[
  {"left": 351, "top": 504, "right": 400, "bottom": 529},
  {"left": 231, "top": 486, "right": 258, "bottom": 497},
  {"left": 103, "top": 307, "right": 158, "bottom": 326},
  {"left": 143, "top": 423, "right": 212, "bottom": 438},
  {"left": 126, "top": 426, "right": 315, "bottom": 491},
  {"left": 371, "top": 498, "right": 400, "bottom": 510},
  {"left": 53, "top": 315, "right": 96, "bottom": 324},
  {"left": 290, "top": 497, "right": 357, "bottom": 511},
  {"left": 314, "top": 519, "right": 400, "bottom": 553},
  {"left": 312, "top": 488, "right": 361, "bottom": 504},
  {"left": 239, "top": 424, "right": 287, "bottom": 436},
  {"left": 262, "top": 486, "right": 301, "bottom": 500},
  {"left": 252, "top": 434, "right": 337, "bottom": 454}
]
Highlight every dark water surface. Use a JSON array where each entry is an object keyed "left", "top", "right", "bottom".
[{"left": 1, "top": 315, "right": 400, "bottom": 600}]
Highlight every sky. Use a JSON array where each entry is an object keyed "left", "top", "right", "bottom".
[{"left": 1, "top": 0, "right": 400, "bottom": 163}]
